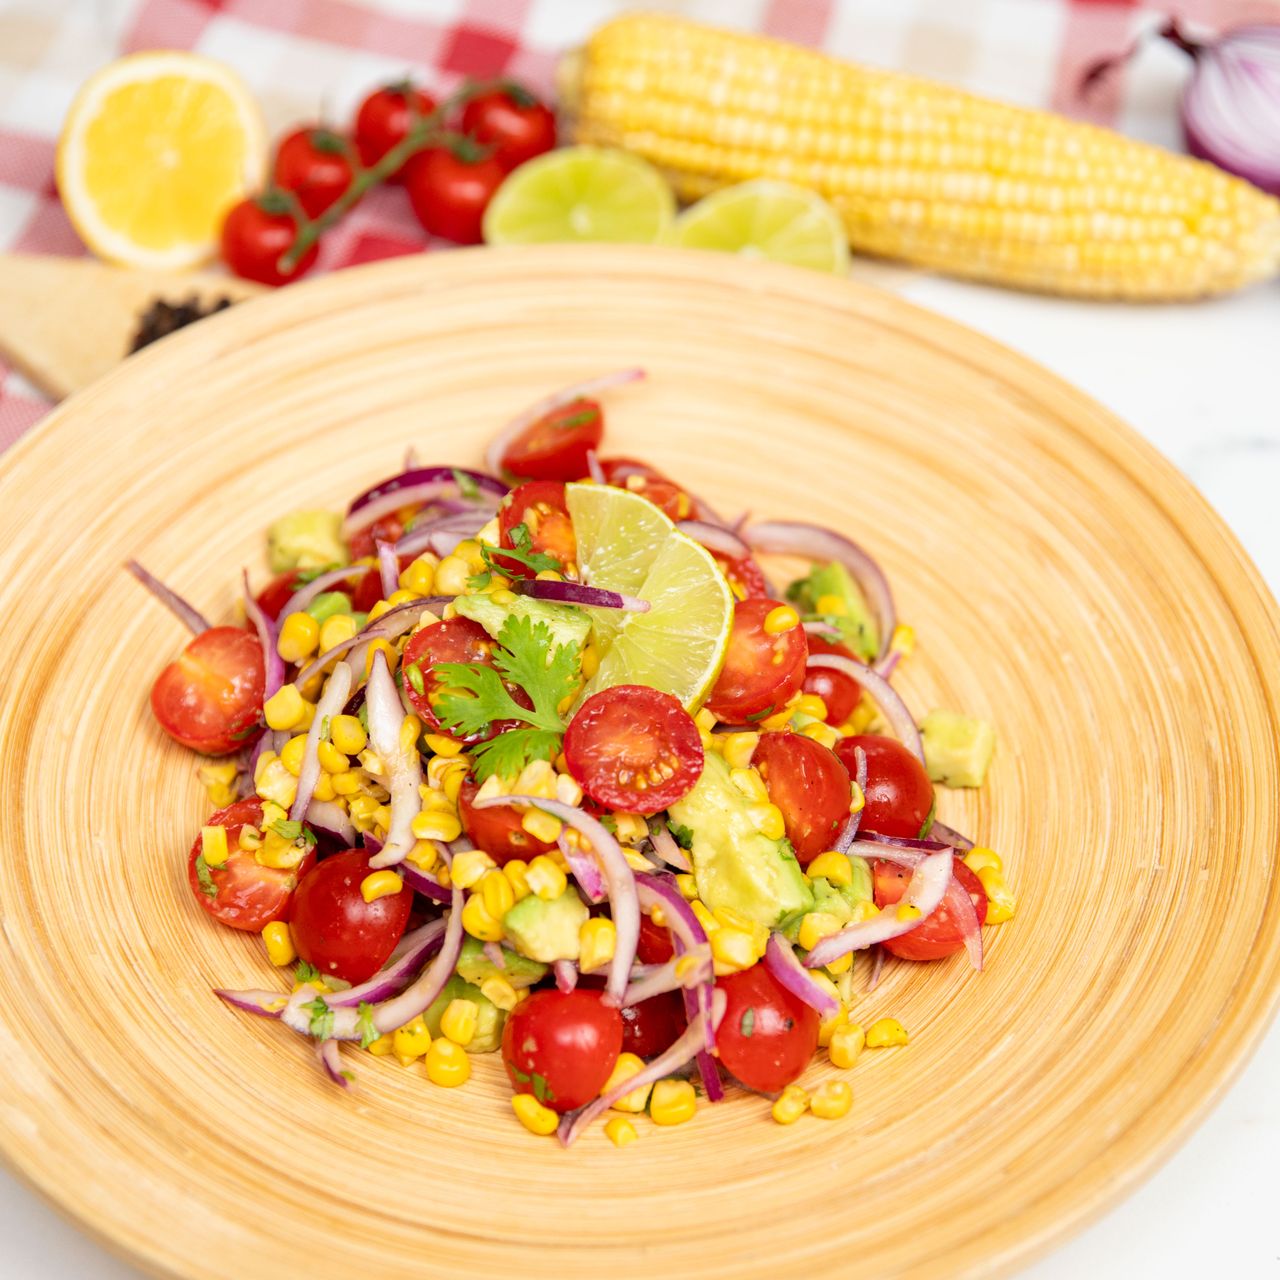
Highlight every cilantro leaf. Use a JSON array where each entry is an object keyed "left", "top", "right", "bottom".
[
  {"left": 451, "top": 468, "right": 480, "bottom": 500},
  {"left": 270, "top": 818, "right": 304, "bottom": 841},
  {"left": 356, "top": 1002, "right": 379, "bottom": 1049},
  {"left": 740, "top": 1007, "right": 756, "bottom": 1038},
  {"left": 469, "top": 728, "right": 562, "bottom": 783},
  {"left": 478, "top": 524, "right": 560, "bottom": 577},
  {"left": 295, "top": 961, "right": 320, "bottom": 983},
  {"left": 194, "top": 853, "right": 218, "bottom": 899},
  {"left": 668, "top": 821, "right": 695, "bottom": 849},
  {"left": 307, "top": 997, "right": 335, "bottom": 1040}
]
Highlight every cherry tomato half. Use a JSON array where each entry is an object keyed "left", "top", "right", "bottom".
[
  {"left": 354, "top": 83, "right": 436, "bottom": 172},
  {"left": 599, "top": 457, "right": 691, "bottom": 522},
  {"left": 502, "top": 988, "right": 623, "bottom": 1113},
  {"left": 620, "top": 990, "right": 686, "bottom": 1059},
  {"left": 290, "top": 848, "right": 413, "bottom": 983},
  {"left": 705, "top": 599, "right": 809, "bottom": 725},
  {"left": 713, "top": 550, "right": 770, "bottom": 601},
  {"left": 802, "top": 634, "right": 863, "bottom": 725},
  {"left": 457, "top": 775, "right": 557, "bottom": 866},
  {"left": 401, "top": 617, "right": 513, "bottom": 742},
  {"left": 754, "top": 731, "right": 852, "bottom": 863},
  {"left": 347, "top": 513, "right": 407, "bottom": 562},
  {"left": 499, "top": 397, "right": 604, "bottom": 483},
  {"left": 836, "top": 734, "right": 934, "bottom": 838},
  {"left": 715, "top": 964, "right": 820, "bottom": 1094},
  {"left": 187, "top": 799, "right": 315, "bottom": 931},
  {"left": 221, "top": 196, "right": 318, "bottom": 287},
  {"left": 873, "top": 859, "right": 988, "bottom": 961},
  {"left": 635, "top": 911, "right": 675, "bottom": 964},
  {"left": 273, "top": 127, "right": 356, "bottom": 218},
  {"left": 497, "top": 480, "right": 577, "bottom": 578},
  {"left": 151, "top": 626, "right": 264, "bottom": 755},
  {"left": 255, "top": 569, "right": 306, "bottom": 622},
  {"left": 460, "top": 88, "right": 556, "bottom": 171},
  {"left": 404, "top": 146, "right": 506, "bottom": 245}
]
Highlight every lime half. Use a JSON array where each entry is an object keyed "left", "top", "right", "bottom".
[
  {"left": 483, "top": 146, "right": 675, "bottom": 246},
  {"left": 669, "top": 180, "right": 850, "bottom": 274}
]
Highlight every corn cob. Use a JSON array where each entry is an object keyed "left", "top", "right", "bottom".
[{"left": 563, "top": 13, "right": 1280, "bottom": 299}]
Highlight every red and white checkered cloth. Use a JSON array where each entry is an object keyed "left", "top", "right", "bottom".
[{"left": 0, "top": 0, "right": 1273, "bottom": 448}]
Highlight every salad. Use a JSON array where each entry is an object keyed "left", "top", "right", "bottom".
[{"left": 134, "top": 370, "right": 1016, "bottom": 1146}]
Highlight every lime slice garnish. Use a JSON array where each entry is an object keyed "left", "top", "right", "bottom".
[
  {"left": 483, "top": 146, "right": 676, "bottom": 246},
  {"left": 668, "top": 180, "right": 850, "bottom": 274}
]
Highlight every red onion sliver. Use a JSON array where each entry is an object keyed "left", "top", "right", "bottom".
[
  {"left": 866, "top": 946, "right": 885, "bottom": 993},
  {"left": 365, "top": 651, "right": 423, "bottom": 869},
  {"left": 483, "top": 941, "right": 507, "bottom": 971},
  {"left": 400, "top": 862, "right": 451, "bottom": 905},
  {"left": 394, "top": 510, "right": 491, "bottom": 560},
  {"left": 585, "top": 449, "right": 605, "bottom": 484},
  {"left": 875, "top": 650, "right": 901, "bottom": 681},
  {"left": 635, "top": 872, "right": 717, "bottom": 1056},
  {"left": 306, "top": 798, "right": 356, "bottom": 846},
  {"left": 621, "top": 946, "right": 712, "bottom": 1006},
  {"left": 677, "top": 519, "right": 750, "bottom": 560},
  {"left": 290, "top": 660, "right": 353, "bottom": 823},
  {"left": 347, "top": 464, "right": 504, "bottom": 524},
  {"left": 242, "top": 570, "right": 285, "bottom": 699},
  {"left": 834, "top": 745, "right": 868, "bottom": 852},
  {"left": 807, "top": 654, "right": 924, "bottom": 763},
  {"left": 126, "top": 560, "right": 210, "bottom": 634},
  {"left": 853, "top": 834, "right": 949, "bottom": 856},
  {"left": 802, "top": 619, "right": 843, "bottom": 641},
  {"left": 764, "top": 933, "right": 839, "bottom": 1016},
  {"left": 317, "top": 1039, "right": 351, "bottom": 1089},
  {"left": 214, "top": 988, "right": 285, "bottom": 1017},
  {"left": 513, "top": 578, "right": 649, "bottom": 612},
  {"left": 557, "top": 831, "right": 606, "bottom": 904},
  {"left": 554, "top": 960, "right": 578, "bottom": 994},
  {"left": 326, "top": 920, "right": 447, "bottom": 1008},
  {"left": 375, "top": 540, "right": 399, "bottom": 600},
  {"left": 954, "top": 880, "right": 985, "bottom": 972},
  {"left": 281, "top": 564, "right": 368, "bottom": 619},
  {"left": 294, "top": 597, "right": 450, "bottom": 687},
  {"left": 647, "top": 818, "right": 691, "bottom": 873},
  {"left": 929, "top": 821, "right": 975, "bottom": 851},
  {"left": 367, "top": 885, "right": 464, "bottom": 1035}
]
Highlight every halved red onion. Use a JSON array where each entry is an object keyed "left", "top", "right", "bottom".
[
  {"left": 290, "top": 660, "right": 353, "bottom": 823},
  {"left": 477, "top": 795, "right": 638, "bottom": 1005},
  {"left": 746, "top": 521, "right": 896, "bottom": 658},
  {"left": 929, "top": 820, "right": 975, "bottom": 851},
  {"left": 621, "top": 945, "right": 712, "bottom": 1006},
  {"left": 513, "top": 578, "right": 649, "bottom": 612},
  {"left": 559, "top": 989, "right": 727, "bottom": 1147},
  {"left": 242, "top": 570, "right": 285, "bottom": 699},
  {"left": 833, "top": 745, "right": 868, "bottom": 852},
  {"left": 807, "top": 654, "right": 924, "bottom": 763},
  {"left": 558, "top": 831, "right": 606, "bottom": 904},
  {"left": 554, "top": 960, "right": 578, "bottom": 994},
  {"left": 326, "top": 920, "right": 446, "bottom": 1008},
  {"left": 281, "top": 564, "right": 369, "bottom": 619},
  {"left": 647, "top": 818, "right": 691, "bottom": 873},
  {"left": 345, "top": 466, "right": 505, "bottom": 538},
  {"left": 214, "top": 988, "right": 285, "bottom": 1017},
  {"left": 306, "top": 799, "right": 356, "bottom": 846},
  {"left": 400, "top": 862, "right": 451, "bottom": 906},
  {"left": 375, "top": 540, "right": 399, "bottom": 600},
  {"left": 585, "top": 449, "right": 605, "bottom": 484},
  {"left": 294, "top": 597, "right": 451, "bottom": 687},
  {"left": 764, "top": 933, "right": 839, "bottom": 1016},
  {"left": 126, "top": 559, "right": 210, "bottom": 634},
  {"left": 365, "top": 651, "right": 423, "bottom": 869},
  {"left": 317, "top": 1039, "right": 350, "bottom": 1089},
  {"left": 804, "top": 850, "right": 953, "bottom": 968},
  {"left": 677, "top": 519, "right": 750, "bottom": 560},
  {"left": 484, "top": 369, "right": 645, "bottom": 477}
]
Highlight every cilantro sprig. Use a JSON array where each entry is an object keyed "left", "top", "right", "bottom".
[{"left": 473, "top": 523, "right": 561, "bottom": 584}]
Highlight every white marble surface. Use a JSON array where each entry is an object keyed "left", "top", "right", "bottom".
[{"left": 0, "top": 269, "right": 1276, "bottom": 1276}]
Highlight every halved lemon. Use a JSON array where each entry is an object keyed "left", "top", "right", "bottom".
[{"left": 57, "top": 52, "right": 267, "bottom": 270}]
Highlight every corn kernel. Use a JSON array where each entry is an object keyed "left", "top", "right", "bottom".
[
  {"left": 425, "top": 1037, "right": 471, "bottom": 1087},
  {"left": 694, "top": 708, "right": 717, "bottom": 734},
  {"left": 614, "top": 813, "right": 648, "bottom": 845},
  {"left": 392, "top": 1015, "right": 431, "bottom": 1065},
  {"left": 372, "top": 804, "right": 392, "bottom": 832},
  {"left": 604, "top": 1116, "right": 638, "bottom": 1148},
  {"left": 896, "top": 903, "right": 922, "bottom": 922},
  {"left": 277, "top": 612, "right": 320, "bottom": 663},
  {"left": 579, "top": 644, "right": 600, "bottom": 679},
  {"left": 462, "top": 893, "right": 504, "bottom": 942},
  {"left": 261, "top": 801, "right": 287, "bottom": 828},
  {"left": 206, "top": 782, "right": 237, "bottom": 808},
  {"left": 964, "top": 847, "right": 1003, "bottom": 874},
  {"left": 977, "top": 866, "right": 1017, "bottom": 923},
  {"left": 554, "top": 772, "right": 583, "bottom": 807},
  {"left": 759, "top": 702, "right": 798, "bottom": 731},
  {"left": 318, "top": 613, "right": 358, "bottom": 653},
  {"left": 360, "top": 870, "right": 404, "bottom": 903},
  {"left": 367, "top": 1032, "right": 395, "bottom": 1057},
  {"left": 649, "top": 1078, "right": 697, "bottom": 1126},
  {"left": 450, "top": 849, "right": 496, "bottom": 889},
  {"left": 729, "top": 767, "right": 769, "bottom": 804},
  {"left": 512, "top": 1093, "right": 559, "bottom": 1135},
  {"left": 807, "top": 851, "right": 852, "bottom": 886},
  {"left": 711, "top": 927, "right": 758, "bottom": 974},
  {"left": 829, "top": 1022, "right": 866, "bottom": 1068},
  {"left": 237, "top": 824, "right": 262, "bottom": 851},
  {"left": 824, "top": 951, "right": 853, "bottom": 975},
  {"left": 433, "top": 554, "right": 471, "bottom": 596},
  {"left": 348, "top": 794, "right": 379, "bottom": 827},
  {"left": 480, "top": 976, "right": 519, "bottom": 1011},
  {"left": 436, "top": 864, "right": 451, "bottom": 889},
  {"left": 719, "top": 731, "right": 759, "bottom": 770},
  {"left": 577, "top": 917, "right": 617, "bottom": 973},
  {"left": 200, "top": 825, "right": 228, "bottom": 868},
  {"left": 798, "top": 912, "right": 843, "bottom": 951},
  {"left": 889, "top": 623, "right": 916, "bottom": 657},
  {"left": 256, "top": 829, "right": 307, "bottom": 870},
  {"left": 810, "top": 1079, "right": 853, "bottom": 1119},
  {"left": 601, "top": 1052, "right": 652, "bottom": 1112},
  {"left": 849, "top": 781, "right": 866, "bottom": 814},
  {"left": 752, "top": 803, "right": 786, "bottom": 841},
  {"left": 399, "top": 555, "right": 438, "bottom": 596},
  {"left": 367, "top": 600, "right": 394, "bottom": 623},
  {"left": 365, "top": 638, "right": 397, "bottom": 678},
  {"left": 815, "top": 593, "right": 848, "bottom": 618},
  {"left": 316, "top": 741, "right": 348, "bottom": 774},
  {"left": 398, "top": 714, "right": 422, "bottom": 757},
  {"left": 527, "top": 855, "right": 567, "bottom": 901},
  {"left": 503, "top": 859, "right": 530, "bottom": 901},
  {"left": 521, "top": 809, "right": 563, "bottom": 844},
  {"left": 198, "top": 760, "right": 238, "bottom": 788},
  {"left": 480, "top": 869, "right": 516, "bottom": 919},
  {"left": 772, "top": 1084, "right": 809, "bottom": 1125},
  {"left": 411, "top": 811, "right": 463, "bottom": 843},
  {"left": 690, "top": 899, "right": 719, "bottom": 935},
  {"left": 406, "top": 840, "right": 440, "bottom": 872},
  {"left": 329, "top": 770, "right": 358, "bottom": 798},
  {"left": 279, "top": 734, "right": 309, "bottom": 777},
  {"left": 261, "top": 921, "right": 295, "bottom": 966},
  {"left": 649, "top": 903, "right": 666, "bottom": 927},
  {"left": 675, "top": 873, "right": 698, "bottom": 900},
  {"left": 849, "top": 899, "right": 880, "bottom": 925},
  {"left": 818, "top": 1008, "right": 848, "bottom": 1049},
  {"left": 263, "top": 684, "right": 307, "bottom": 732},
  {"left": 794, "top": 693, "right": 829, "bottom": 722},
  {"left": 454, "top": 539, "right": 486, "bottom": 572},
  {"left": 763, "top": 603, "right": 800, "bottom": 635},
  {"left": 424, "top": 733, "right": 463, "bottom": 758},
  {"left": 800, "top": 721, "right": 841, "bottom": 750},
  {"left": 866, "top": 1018, "right": 909, "bottom": 1048},
  {"left": 440, "top": 998, "right": 478, "bottom": 1047}
]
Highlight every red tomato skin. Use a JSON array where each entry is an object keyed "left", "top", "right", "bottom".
[
  {"left": 874, "top": 860, "right": 988, "bottom": 961},
  {"left": 713, "top": 551, "right": 770, "bottom": 601},
  {"left": 620, "top": 990, "right": 686, "bottom": 1059},
  {"left": 599, "top": 457, "right": 691, "bottom": 521},
  {"left": 460, "top": 90, "right": 557, "bottom": 171},
  {"left": 802, "top": 635, "right": 862, "bottom": 725},
  {"left": 705, "top": 599, "right": 809, "bottom": 725},
  {"left": 354, "top": 85, "right": 436, "bottom": 171},
  {"left": 497, "top": 480, "right": 577, "bottom": 577},
  {"left": 403, "top": 147, "right": 506, "bottom": 244},
  {"left": 255, "top": 570, "right": 306, "bottom": 622},
  {"left": 347, "top": 514, "right": 406, "bottom": 563},
  {"left": 401, "top": 617, "right": 500, "bottom": 741},
  {"left": 456, "top": 776, "right": 556, "bottom": 865},
  {"left": 502, "top": 989, "right": 623, "bottom": 1113},
  {"left": 187, "top": 799, "right": 315, "bottom": 931},
  {"left": 836, "top": 734, "right": 935, "bottom": 838},
  {"left": 273, "top": 128, "right": 356, "bottom": 217},
  {"left": 715, "top": 965, "right": 820, "bottom": 1094},
  {"left": 151, "top": 626, "right": 265, "bottom": 755},
  {"left": 499, "top": 398, "right": 604, "bottom": 482},
  {"left": 754, "top": 731, "right": 852, "bottom": 863},
  {"left": 221, "top": 200, "right": 318, "bottom": 287},
  {"left": 289, "top": 849, "right": 413, "bottom": 983},
  {"left": 635, "top": 912, "right": 676, "bottom": 964}
]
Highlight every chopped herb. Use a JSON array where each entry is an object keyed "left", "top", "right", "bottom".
[
  {"left": 668, "top": 821, "right": 695, "bottom": 849},
  {"left": 466, "top": 570, "right": 493, "bottom": 591},
  {"left": 451, "top": 468, "right": 480, "bottom": 500},
  {"left": 478, "top": 523, "right": 560, "bottom": 577},
  {"left": 301, "top": 827, "right": 318, "bottom": 847},
  {"left": 320, "top": 715, "right": 331, "bottom": 741},
  {"left": 405, "top": 661, "right": 426, "bottom": 697},
  {"left": 231, "top": 719, "right": 263, "bottom": 742},
  {"left": 740, "top": 1007, "right": 756, "bottom": 1038},
  {"left": 295, "top": 961, "right": 321, "bottom": 983},
  {"left": 357, "top": 702, "right": 370, "bottom": 734},
  {"left": 307, "top": 997, "right": 335, "bottom": 1040},
  {"left": 745, "top": 705, "right": 776, "bottom": 723},
  {"left": 510, "top": 1063, "right": 556, "bottom": 1103},
  {"left": 194, "top": 854, "right": 218, "bottom": 899},
  {"left": 554, "top": 407, "right": 598, "bottom": 430},
  {"left": 356, "top": 1002, "right": 379, "bottom": 1049},
  {"left": 270, "top": 818, "right": 303, "bottom": 841}
]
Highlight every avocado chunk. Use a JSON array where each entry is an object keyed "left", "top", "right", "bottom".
[
  {"left": 920, "top": 709, "right": 996, "bottom": 788},
  {"left": 668, "top": 752, "right": 814, "bottom": 927},
  {"left": 502, "top": 887, "right": 589, "bottom": 963},
  {"left": 455, "top": 591, "right": 591, "bottom": 655},
  {"left": 456, "top": 936, "right": 548, "bottom": 990},
  {"left": 843, "top": 855, "right": 874, "bottom": 908},
  {"left": 779, "top": 867, "right": 873, "bottom": 942},
  {"left": 423, "top": 975, "right": 504, "bottom": 1054},
  {"left": 267, "top": 510, "right": 348, "bottom": 574},
  {"left": 786, "top": 561, "right": 878, "bottom": 661}
]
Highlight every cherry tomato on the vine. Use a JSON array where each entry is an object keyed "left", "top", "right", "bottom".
[
  {"left": 273, "top": 127, "right": 357, "bottom": 218},
  {"left": 221, "top": 195, "right": 318, "bottom": 287},
  {"left": 404, "top": 145, "right": 506, "bottom": 245},
  {"left": 705, "top": 599, "right": 809, "bottom": 725},
  {"left": 836, "top": 734, "right": 934, "bottom": 838},
  {"left": 151, "top": 626, "right": 264, "bottom": 755},
  {"left": 460, "top": 88, "right": 556, "bottom": 171},
  {"left": 354, "top": 83, "right": 436, "bottom": 172}
]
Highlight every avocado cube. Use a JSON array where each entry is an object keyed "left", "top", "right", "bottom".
[{"left": 919, "top": 709, "right": 996, "bottom": 788}]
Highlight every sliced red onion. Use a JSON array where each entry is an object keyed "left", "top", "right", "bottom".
[
  {"left": 585, "top": 449, "right": 605, "bottom": 484},
  {"left": 294, "top": 597, "right": 450, "bottom": 687},
  {"left": 559, "top": 989, "right": 726, "bottom": 1147},
  {"left": 365, "top": 651, "right": 423, "bottom": 869},
  {"left": 647, "top": 818, "right": 691, "bottom": 873},
  {"left": 677, "top": 519, "right": 750, "bottom": 559},
  {"left": 622, "top": 946, "right": 711, "bottom": 1006},
  {"left": 306, "top": 799, "right": 356, "bottom": 846},
  {"left": 214, "top": 988, "right": 284, "bottom": 1017},
  {"left": 394, "top": 509, "right": 492, "bottom": 560},
  {"left": 834, "top": 745, "right": 868, "bottom": 852},
  {"left": 483, "top": 941, "right": 507, "bottom": 971},
  {"left": 126, "top": 559, "right": 210, "bottom": 634},
  {"left": 242, "top": 570, "right": 285, "bottom": 699},
  {"left": 290, "top": 660, "right": 353, "bottom": 823},
  {"left": 558, "top": 831, "right": 606, "bottom": 904},
  {"left": 746, "top": 521, "right": 896, "bottom": 659},
  {"left": 929, "top": 820, "right": 975, "bottom": 851},
  {"left": 866, "top": 946, "right": 885, "bottom": 992},
  {"left": 375, "top": 540, "right": 400, "bottom": 600},
  {"left": 484, "top": 369, "right": 645, "bottom": 476},
  {"left": 954, "top": 879, "right": 984, "bottom": 972},
  {"left": 803, "top": 619, "right": 842, "bottom": 641},
  {"left": 874, "top": 650, "right": 901, "bottom": 681},
  {"left": 764, "top": 933, "right": 840, "bottom": 1016},
  {"left": 554, "top": 960, "right": 579, "bottom": 994},
  {"left": 807, "top": 654, "right": 923, "bottom": 763},
  {"left": 281, "top": 564, "right": 368, "bottom": 619},
  {"left": 317, "top": 1039, "right": 351, "bottom": 1088},
  {"left": 852, "top": 834, "right": 949, "bottom": 856},
  {"left": 400, "top": 862, "right": 451, "bottom": 905},
  {"left": 345, "top": 465, "right": 505, "bottom": 536},
  {"left": 477, "top": 795, "right": 638, "bottom": 1005},
  {"left": 513, "top": 578, "right": 649, "bottom": 612},
  {"left": 326, "top": 920, "right": 447, "bottom": 1008},
  {"left": 804, "top": 850, "right": 952, "bottom": 968}
]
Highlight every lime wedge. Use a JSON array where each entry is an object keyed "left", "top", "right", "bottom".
[
  {"left": 483, "top": 146, "right": 675, "bottom": 246},
  {"left": 668, "top": 180, "right": 850, "bottom": 274},
  {"left": 566, "top": 482, "right": 733, "bottom": 710}
]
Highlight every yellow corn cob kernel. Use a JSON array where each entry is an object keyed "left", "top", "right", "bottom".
[
  {"left": 964, "top": 847, "right": 1003, "bottom": 874},
  {"left": 474, "top": 772, "right": 511, "bottom": 803},
  {"left": 752, "top": 804, "right": 786, "bottom": 840},
  {"left": 512, "top": 1093, "right": 559, "bottom": 1136},
  {"left": 514, "top": 758, "right": 556, "bottom": 797},
  {"left": 206, "top": 782, "right": 236, "bottom": 807},
  {"left": 818, "top": 1007, "right": 848, "bottom": 1048},
  {"left": 793, "top": 693, "right": 828, "bottom": 722},
  {"left": 690, "top": 899, "right": 719, "bottom": 935},
  {"left": 348, "top": 794, "right": 380, "bottom": 828},
  {"left": 602, "top": 1051, "right": 652, "bottom": 1112},
  {"left": 237, "top": 824, "right": 262, "bottom": 851},
  {"left": 318, "top": 613, "right": 358, "bottom": 653},
  {"left": 718, "top": 731, "right": 759, "bottom": 770},
  {"left": 440, "top": 998, "right": 478, "bottom": 1047},
  {"left": 890, "top": 624, "right": 916, "bottom": 658},
  {"left": 815, "top": 594, "right": 848, "bottom": 618},
  {"left": 480, "top": 869, "right": 516, "bottom": 919},
  {"left": 367, "top": 600, "right": 394, "bottom": 623},
  {"left": 810, "top": 1080, "right": 853, "bottom": 1120},
  {"left": 454, "top": 539, "right": 486, "bottom": 573},
  {"left": 824, "top": 951, "right": 853, "bottom": 976},
  {"left": 406, "top": 840, "right": 440, "bottom": 872},
  {"left": 365, "top": 638, "right": 398, "bottom": 678},
  {"left": 424, "top": 733, "right": 463, "bottom": 758},
  {"left": 256, "top": 830, "right": 307, "bottom": 870},
  {"left": 604, "top": 1116, "right": 638, "bottom": 1148},
  {"left": 503, "top": 859, "right": 531, "bottom": 901},
  {"left": 612, "top": 813, "right": 646, "bottom": 845},
  {"left": 449, "top": 847, "right": 497, "bottom": 885},
  {"left": 798, "top": 911, "right": 843, "bottom": 951},
  {"left": 729, "top": 767, "right": 769, "bottom": 804},
  {"left": 425, "top": 1037, "right": 471, "bottom": 1086},
  {"left": 461, "top": 893, "right": 505, "bottom": 942},
  {"left": 372, "top": 803, "right": 392, "bottom": 833},
  {"left": 489, "top": 588, "right": 517, "bottom": 607},
  {"left": 263, "top": 684, "right": 307, "bottom": 732},
  {"left": 399, "top": 713, "right": 422, "bottom": 756},
  {"left": 580, "top": 918, "right": 617, "bottom": 973},
  {"left": 359, "top": 748, "right": 386, "bottom": 778},
  {"left": 711, "top": 927, "right": 758, "bottom": 974},
  {"left": 675, "top": 873, "right": 699, "bottom": 900},
  {"left": 399, "top": 555, "right": 438, "bottom": 597},
  {"left": 866, "top": 1018, "right": 909, "bottom": 1048},
  {"left": 521, "top": 809, "right": 562, "bottom": 844},
  {"left": 392, "top": 1016, "right": 431, "bottom": 1065},
  {"left": 977, "top": 866, "right": 1017, "bottom": 923},
  {"left": 436, "top": 864, "right": 452, "bottom": 889},
  {"left": 367, "top": 1032, "right": 395, "bottom": 1056},
  {"left": 800, "top": 721, "right": 841, "bottom": 750},
  {"left": 420, "top": 788, "right": 457, "bottom": 815},
  {"left": 424, "top": 754, "right": 457, "bottom": 790},
  {"left": 554, "top": 772, "right": 583, "bottom": 806},
  {"left": 650, "top": 1078, "right": 697, "bottom": 1126},
  {"left": 806, "top": 851, "right": 852, "bottom": 886},
  {"left": 261, "top": 800, "right": 287, "bottom": 828},
  {"left": 314, "top": 772, "right": 337, "bottom": 803},
  {"left": 623, "top": 846, "right": 654, "bottom": 873},
  {"left": 649, "top": 904, "right": 666, "bottom": 927},
  {"left": 331, "top": 770, "right": 361, "bottom": 797},
  {"left": 411, "top": 811, "right": 462, "bottom": 843},
  {"left": 257, "top": 923, "right": 294, "bottom": 969},
  {"left": 279, "top": 734, "right": 309, "bottom": 777},
  {"left": 200, "top": 825, "right": 229, "bottom": 868},
  {"left": 277, "top": 612, "right": 320, "bottom": 664},
  {"left": 199, "top": 760, "right": 238, "bottom": 787},
  {"left": 361, "top": 870, "right": 404, "bottom": 903},
  {"left": 480, "top": 976, "right": 519, "bottom": 1011},
  {"left": 829, "top": 1022, "right": 866, "bottom": 1068},
  {"left": 711, "top": 906, "right": 768, "bottom": 954},
  {"left": 383, "top": 589, "right": 416, "bottom": 608},
  {"left": 579, "top": 643, "right": 600, "bottom": 679},
  {"left": 763, "top": 604, "right": 800, "bottom": 635},
  {"left": 849, "top": 781, "right": 865, "bottom": 814},
  {"left": 316, "top": 741, "right": 348, "bottom": 774},
  {"left": 433, "top": 554, "right": 472, "bottom": 596},
  {"left": 849, "top": 899, "right": 880, "bottom": 925},
  {"left": 673, "top": 953, "right": 703, "bottom": 984},
  {"left": 694, "top": 708, "right": 717, "bottom": 734},
  {"left": 896, "top": 903, "right": 922, "bottom": 922},
  {"left": 571, "top": 13, "right": 1280, "bottom": 300},
  {"left": 526, "top": 855, "right": 567, "bottom": 900},
  {"left": 772, "top": 1084, "right": 809, "bottom": 1125}
]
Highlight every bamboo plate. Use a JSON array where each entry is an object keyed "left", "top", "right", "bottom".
[{"left": 0, "top": 247, "right": 1277, "bottom": 1280}]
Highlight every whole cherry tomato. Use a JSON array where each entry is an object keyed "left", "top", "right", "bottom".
[
  {"left": 873, "top": 859, "right": 988, "bottom": 961},
  {"left": 221, "top": 194, "right": 318, "bottom": 287},
  {"left": 354, "top": 82, "right": 436, "bottom": 172},
  {"left": 273, "top": 127, "right": 357, "bottom": 218},
  {"left": 705, "top": 599, "right": 808, "bottom": 724},
  {"left": 459, "top": 87, "right": 556, "bottom": 171},
  {"left": 715, "top": 964, "right": 820, "bottom": 1093},
  {"left": 404, "top": 145, "right": 506, "bottom": 245}
]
